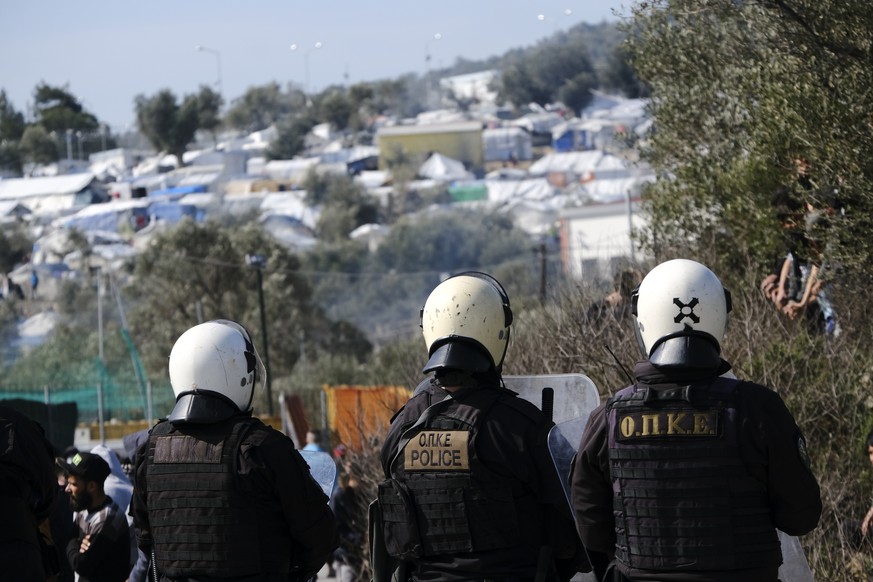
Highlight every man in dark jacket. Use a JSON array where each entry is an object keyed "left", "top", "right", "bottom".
[
  {"left": 130, "top": 319, "right": 337, "bottom": 581},
  {"left": 59, "top": 451, "right": 131, "bottom": 582},
  {"left": 571, "top": 259, "right": 822, "bottom": 581},
  {"left": 0, "top": 405, "right": 58, "bottom": 581},
  {"left": 378, "top": 272, "right": 586, "bottom": 582}
]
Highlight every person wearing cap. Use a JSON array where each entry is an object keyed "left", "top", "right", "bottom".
[
  {"left": 376, "top": 272, "right": 586, "bottom": 582},
  {"left": 59, "top": 451, "right": 132, "bottom": 582},
  {"left": 570, "top": 259, "right": 822, "bottom": 581},
  {"left": 130, "top": 319, "right": 337, "bottom": 581}
]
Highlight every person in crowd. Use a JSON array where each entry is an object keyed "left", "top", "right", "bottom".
[
  {"left": 377, "top": 272, "right": 587, "bottom": 582},
  {"left": 130, "top": 319, "right": 337, "bottom": 581},
  {"left": 585, "top": 268, "right": 643, "bottom": 323},
  {"left": 845, "top": 430, "right": 873, "bottom": 551},
  {"left": 91, "top": 444, "right": 140, "bottom": 581},
  {"left": 59, "top": 451, "right": 131, "bottom": 582},
  {"left": 304, "top": 429, "right": 325, "bottom": 452},
  {"left": 0, "top": 404, "right": 59, "bottom": 581},
  {"left": 571, "top": 258, "right": 822, "bottom": 581},
  {"left": 331, "top": 471, "right": 365, "bottom": 582}
]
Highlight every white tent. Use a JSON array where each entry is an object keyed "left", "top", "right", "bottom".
[
  {"left": 528, "top": 151, "right": 629, "bottom": 176},
  {"left": 418, "top": 153, "right": 471, "bottom": 181}
]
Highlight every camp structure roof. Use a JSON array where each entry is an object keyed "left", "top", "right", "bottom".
[
  {"left": 376, "top": 120, "right": 483, "bottom": 137},
  {"left": 0, "top": 173, "right": 96, "bottom": 201}
]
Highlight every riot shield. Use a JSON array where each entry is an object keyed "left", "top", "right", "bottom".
[
  {"left": 503, "top": 374, "right": 600, "bottom": 428},
  {"left": 300, "top": 450, "right": 337, "bottom": 502},
  {"left": 778, "top": 530, "right": 815, "bottom": 581}
]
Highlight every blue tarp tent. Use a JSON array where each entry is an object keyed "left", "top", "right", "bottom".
[{"left": 148, "top": 185, "right": 208, "bottom": 200}]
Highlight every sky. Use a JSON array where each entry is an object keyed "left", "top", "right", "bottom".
[{"left": 1, "top": 1, "right": 628, "bottom": 132}]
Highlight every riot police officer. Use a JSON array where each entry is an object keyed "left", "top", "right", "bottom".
[
  {"left": 130, "top": 319, "right": 337, "bottom": 581},
  {"left": 378, "top": 272, "right": 585, "bottom": 582},
  {"left": 570, "top": 259, "right": 822, "bottom": 581}
]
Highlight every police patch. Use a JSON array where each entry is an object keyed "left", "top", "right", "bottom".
[
  {"left": 404, "top": 430, "right": 469, "bottom": 471},
  {"left": 615, "top": 410, "right": 721, "bottom": 441}
]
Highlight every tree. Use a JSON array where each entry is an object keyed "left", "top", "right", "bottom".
[
  {"left": 193, "top": 85, "right": 224, "bottom": 145},
  {"left": 266, "top": 113, "right": 316, "bottom": 160},
  {"left": 127, "top": 220, "right": 370, "bottom": 380},
  {"left": 134, "top": 89, "right": 200, "bottom": 167},
  {"left": 316, "top": 89, "right": 354, "bottom": 132},
  {"left": 497, "top": 37, "right": 598, "bottom": 110},
  {"left": 302, "top": 171, "right": 380, "bottom": 242},
  {"left": 624, "top": 0, "right": 873, "bottom": 273},
  {"left": 223, "top": 82, "right": 304, "bottom": 133},
  {"left": 32, "top": 83, "right": 99, "bottom": 134},
  {"left": 0, "top": 92, "right": 24, "bottom": 173},
  {"left": 0, "top": 224, "right": 32, "bottom": 274},
  {"left": 0, "top": 91, "right": 25, "bottom": 142},
  {"left": 600, "top": 44, "right": 649, "bottom": 99},
  {"left": 19, "top": 125, "right": 59, "bottom": 169}
]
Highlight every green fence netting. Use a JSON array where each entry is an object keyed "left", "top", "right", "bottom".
[{"left": 0, "top": 380, "right": 175, "bottom": 423}]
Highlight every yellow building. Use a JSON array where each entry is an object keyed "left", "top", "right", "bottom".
[{"left": 376, "top": 121, "right": 484, "bottom": 171}]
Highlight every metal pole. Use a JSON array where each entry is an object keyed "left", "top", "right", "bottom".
[
  {"left": 539, "top": 241, "right": 547, "bottom": 304},
  {"left": 97, "top": 268, "right": 105, "bottom": 444},
  {"left": 195, "top": 45, "right": 223, "bottom": 102},
  {"left": 255, "top": 267, "right": 273, "bottom": 415},
  {"left": 626, "top": 189, "right": 635, "bottom": 263},
  {"left": 146, "top": 381, "right": 154, "bottom": 426}
]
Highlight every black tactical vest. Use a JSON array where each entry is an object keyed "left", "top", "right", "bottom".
[
  {"left": 378, "top": 388, "right": 526, "bottom": 559},
  {"left": 146, "top": 417, "right": 292, "bottom": 577},
  {"left": 606, "top": 378, "right": 782, "bottom": 572}
]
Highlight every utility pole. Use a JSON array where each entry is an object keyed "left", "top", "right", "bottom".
[{"left": 246, "top": 254, "right": 272, "bottom": 415}]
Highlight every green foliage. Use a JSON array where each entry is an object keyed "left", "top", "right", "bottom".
[
  {"left": 600, "top": 44, "right": 649, "bottom": 99},
  {"left": 301, "top": 207, "right": 539, "bottom": 342},
  {"left": 134, "top": 89, "right": 202, "bottom": 167},
  {"left": 126, "top": 219, "right": 371, "bottom": 381},
  {"left": 266, "top": 113, "right": 317, "bottom": 160},
  {"left": 0, "top": 90, "right": 25, "bottom": 142},
  {"left": 223, "top": 82, "right": 306, "bottom": 133},
  {"left": 32, "top": 82, "right": 99, "bottom": 134},
  {"left": 497, "top": 34, "right": 598, "bottom": 111},
  {"left": 19, "top": 125, "right": 59, "bottom": 168},
  {"left": 314, "top": 89, "right": 355, "bottom": 132},
  {"left": 626, "top": 0, "right": 873, "bottom": 274},
  {"left": 193, "top": 85, "right": 224, "bottom": 143},
  {"left": 302, "top": 171, "right": 380, "bottom": 242},
  {"left": 0, "top": 223, "right": 33, "bottom": 274}
]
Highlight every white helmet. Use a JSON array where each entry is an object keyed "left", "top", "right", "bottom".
[
  {"left": 420, "top": 272, "right": 513, "bottom": 373},
  {"left": 168, "top": 319, "right": 266, "bottom": 412},
  {"left": 632, "top": 259, "right": 732, "bottom": 368}
]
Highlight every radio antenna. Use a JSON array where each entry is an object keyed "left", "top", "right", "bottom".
[{"left": 604, "top": 344, "right": 633, "bottom": 385}]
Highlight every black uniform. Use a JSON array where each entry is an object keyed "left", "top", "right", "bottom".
[
  {"left": 0, "top": 405, "right": 59, "bottom": 581},
  {"left": 571, "top": 360, "right": 822, "bottom": 582},
  {"left": 131, "top": 408, "right": 337, "bottom": 582},
  {"left": 379, "top": 375, "right": 583, "bottom": 582}
]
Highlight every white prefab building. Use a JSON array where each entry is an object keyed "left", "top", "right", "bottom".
[
  {"left": 559, "top": 198, "right": 647, "bottom": 280},
  {"left": 0, "top": 173, "right": 108, "bottom": 219}
]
